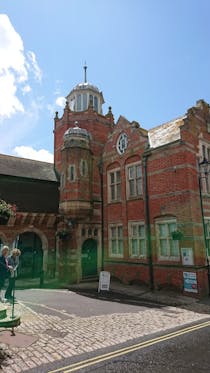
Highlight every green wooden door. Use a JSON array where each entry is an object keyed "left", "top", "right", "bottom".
[
  {"left": 81, "top": 239, "right": 97, "bottom": 277},
  {"left": 17, "top": 232, "right": 43, "bottom": 278}
]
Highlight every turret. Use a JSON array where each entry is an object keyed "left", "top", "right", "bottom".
[{"left": 59, "top": 122, "right": 92, "bottom": 219}]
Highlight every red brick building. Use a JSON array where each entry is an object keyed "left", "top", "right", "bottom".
[{"left": 1, "top": 71, "right": 210, "bottom": 297}]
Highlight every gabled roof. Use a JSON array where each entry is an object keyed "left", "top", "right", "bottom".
[
  {"left": 0, "top": 154, "right": 58, "bottom": 182},
  {"left": 148, "top": 115, "right": 186, "bottom": 148}
]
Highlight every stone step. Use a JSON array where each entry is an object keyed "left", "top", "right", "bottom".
[
  {"left": 0, "top": 314, "right": 21, "bottom": 328},
  {"left": 0, "top": 305, "right": 7, "bottom": 320}
]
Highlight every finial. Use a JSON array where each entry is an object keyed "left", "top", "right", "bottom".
[{"left": 84, "top": 62, "right": 87, "bottom": 83}]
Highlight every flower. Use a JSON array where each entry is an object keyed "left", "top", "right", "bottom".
[{"left": 0, "top": 199, "right": 16, "bottom": 218}]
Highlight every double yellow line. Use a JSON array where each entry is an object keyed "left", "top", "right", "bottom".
[{"left": 48, "top": 320, "right": 210, "bottom": 373}]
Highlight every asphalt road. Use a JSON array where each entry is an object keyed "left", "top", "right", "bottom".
[
  {"left": 15, "top": 288, "right": 164, "bottom": 318},
  {"left": 81, "top": 321, "right": 210, "bottom": 373}
]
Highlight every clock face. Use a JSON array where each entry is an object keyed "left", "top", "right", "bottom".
[{"left": 117, "top": 133, "right": 128, "bottom": 155}]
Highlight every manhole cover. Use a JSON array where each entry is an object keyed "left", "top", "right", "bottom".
[{"left": 45, "top": 329, "right": 68, "bottom": 338}]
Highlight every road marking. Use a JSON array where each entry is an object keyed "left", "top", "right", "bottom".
[
  {"left": 21, "top": 301, "right": 76, "bottom": 318},
  {"left": 48, "top": 320, "right": 210, "bottom": 373}
]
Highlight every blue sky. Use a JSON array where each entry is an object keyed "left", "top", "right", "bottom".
[{"left": 0, "top": 0, "right": 210, "bottom": 162}]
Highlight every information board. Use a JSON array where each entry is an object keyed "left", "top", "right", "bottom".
[{"left": 183, "top": 272, "right": 198, "bottom": 293}]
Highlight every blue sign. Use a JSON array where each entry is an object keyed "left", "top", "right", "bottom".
[{"left": 183, "top": 272, "right": 198, "bottom": 293}]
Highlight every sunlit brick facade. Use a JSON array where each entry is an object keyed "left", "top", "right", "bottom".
[{"left": 1, "top": 74, "right": 210, "bottom": 298}]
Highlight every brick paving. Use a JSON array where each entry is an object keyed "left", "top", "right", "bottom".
[{"left": 0, "top": 289, "right": 210, "bottom": 372}]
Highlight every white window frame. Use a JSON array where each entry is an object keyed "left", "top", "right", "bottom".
[
  {"left": 126, "top": 162, "right": 143, "bottom": 199},
  {"left": 109, "top": 224, "right": 123, "bottom": 258},
  {"left": 128, "top": 221, "right": 146, "bottom": 258},
  {"left": 156, "top": 219, "right": 180, "bottom": 261},
  {"left": 108, "top": 168, "right": 121, "bottom": 202}
]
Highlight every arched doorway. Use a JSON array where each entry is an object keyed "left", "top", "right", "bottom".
[
  {"left": 81, "top": 239, "right": 97, "bottom": 278},
  {"left": 17, "top": 232, "right": 43, "bottom": 278}
]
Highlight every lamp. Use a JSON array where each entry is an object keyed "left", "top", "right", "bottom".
[{"left": 198, "top": 157, "right": 210, "bottom": 295}]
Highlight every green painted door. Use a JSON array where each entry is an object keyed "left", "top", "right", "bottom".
[
  {"left": 82, "top": 239, "right": 97, "bottom": 277},
  {"left": 17, "top": 232, "right": 43, "bottom": 278}
]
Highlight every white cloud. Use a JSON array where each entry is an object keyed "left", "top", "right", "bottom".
[
  {"left": 26, "top": 51, "right": 42, "bottom": 82},
  {"left": 22, "top": 85, "right": 31, "bottom": 94},
  {"left": 0, "top": 72, "right": 24, "bottom": 117},
  {"left": 0, "top": 14, "right": 27, "bottom": 80},
  {"left": 14, "top": 146, "right": 53, "bottom": 163},
  {"left": 56, "top": 96, "right": 66, "bottom": 107},
  {"left": 0, "top": 14, "right": 42, "bottom": 119}
]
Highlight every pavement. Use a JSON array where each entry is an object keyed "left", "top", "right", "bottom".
[{"left": 0, "top": 279, "right": 210, "bottom": 372}]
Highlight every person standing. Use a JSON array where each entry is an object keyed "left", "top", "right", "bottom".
[
  {"left": 0, "top": 246, "right": 11, "bottom": 302},
  {"left": 5, "top": 248, "right": 21, "bottom": 301}
]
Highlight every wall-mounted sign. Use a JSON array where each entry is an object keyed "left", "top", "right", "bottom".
[
  {"left": 183, "top": 272, "right": 198, "bottom": 293},
  {"left": 181, "top": 248, "right": 194, "bottom": 266}
]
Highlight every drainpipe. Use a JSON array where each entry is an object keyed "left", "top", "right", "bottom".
[
  {"left": 143, "top": 153, "right": 154, "bottom": 290},
  {"left": 198, "top": 173, "right": 210, "bottom": 295},
  {"left": 98, "top": 160, "right": 104, "bottom": 271}
]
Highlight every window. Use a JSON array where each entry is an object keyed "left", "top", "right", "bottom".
[
  {"left": 205, "top": 219, "right": 210, "bottom": 256},
  {"left": 156, "top": 220, "right": 180, "bottom": 260},
  {"left": 60, "top": 173, "right": 65, "bottom": 189},
  {"left": 127, "top": 163, "right": 142, "bottom": 198},
  {"left": 80, "top": 160, "right": 88, "bottom": 177},
  {"left": 89, "top": 94, "right": 93, "bottom": 107},
  {"left": 129, "top": 222, "right": 146, "bottom": 258},
  {"left": 109, "top": 169, "right": 121, "bottom": 202},
  {"left": 69, "top": 165, "right": 76, "bottom": 181},
  {"left": 82, "top": 93, "right": 87, "bottom": 110},
  {"left": 93, "top": 96, "right": 98, "bottom": 112},
  {"left": 77, "top": 94, "right": 81, "bottom": 111},
  {"left": 109, "top": 224, "right": 123, "bottom": 257}
]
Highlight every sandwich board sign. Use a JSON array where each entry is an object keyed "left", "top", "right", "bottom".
[{"left": 98, "top": 271, "right": 110, "bottom": 292}]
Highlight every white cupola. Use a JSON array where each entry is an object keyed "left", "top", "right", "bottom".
[{"left": 66, "top": 64, "right": 104, "bottom": 114}]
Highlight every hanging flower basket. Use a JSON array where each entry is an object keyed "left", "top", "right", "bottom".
[
  {"left": 171, "top": 230, "right": 184, "bottom": 240},
  {"left": 0, "top": 200, "right": 16, "bottom": 225}
]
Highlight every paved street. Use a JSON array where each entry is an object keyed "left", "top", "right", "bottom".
[{"left": 0, "top": 283, "right": 209, "bottom": 372}]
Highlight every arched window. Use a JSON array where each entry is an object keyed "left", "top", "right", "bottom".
[
  {"left": 80, "top": 159, "right": 88, "bottom": 177},
  {"left": 69, "top": 165, "right": 76, "bottom": 182},
  {"left": 77, "top": 94, "right": 81, "bottom": 111},
  {"left": 94, "top": 96, "right": 98, "bottom": 112},
  {"left": 82, "top": 93, "right": 87, "bottom": 110},
  {"left": 60, "top": 173, "right": 65, "bottom": 189},
  {"left": 89, "top": 94, "right": 93, "bottom": 107}
]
